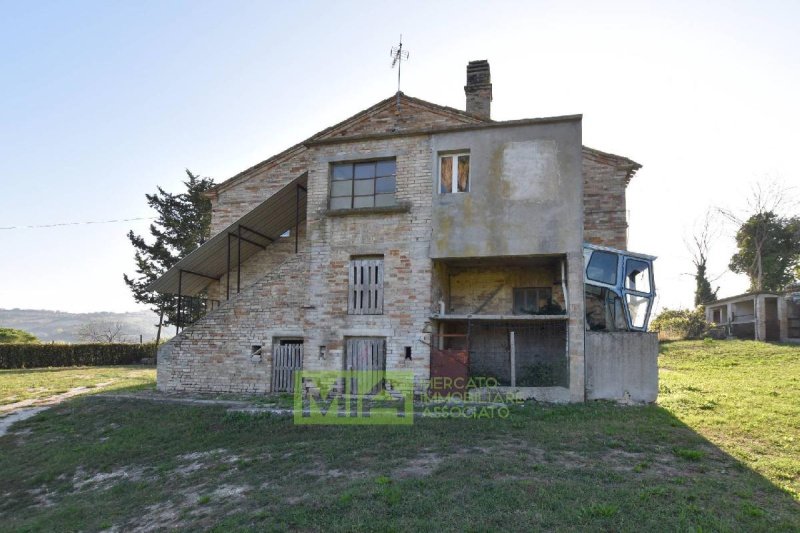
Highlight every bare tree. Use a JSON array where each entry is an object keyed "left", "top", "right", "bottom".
[
  {"left": 77, "top": 321, "right": 129, "bottom": 343},
  {"left": 718, "top": 180, "right": 796, "bottom": 292},
  {"left": 684, "top": 209, "right": 721, "bottom": 306}
]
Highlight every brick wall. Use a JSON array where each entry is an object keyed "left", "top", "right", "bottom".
[
  {"left": 160, "top": 98, "right": 474, "bottom": 394},
  {"left": 582, "top": 148, "right": 631, "bottom": 250},
  {"left": 208, "top": 95, "right": 481, "bottom": 237},
  {"left": 302, "top": 135, "right": 435, "bottom": 386},
  {"left": 209, "top": 147, "right": 309, "bottom": 236},
  {"left": 208, "top": 224, "right": 307, "bottom": 302},
  {"left": 158, "top": 231, "right": 309, "bottom": 394},
  {"left": 445, "top": 264, "right": 565, "bottom": 315}
]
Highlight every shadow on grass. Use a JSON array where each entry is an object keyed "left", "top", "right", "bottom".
[{"left": 0, "top": 396, "right": 797, "bottom": 531}]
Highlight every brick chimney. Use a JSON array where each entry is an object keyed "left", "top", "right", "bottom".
[{"left": 465, "top": 60, "right": 492, "bottom": 120}]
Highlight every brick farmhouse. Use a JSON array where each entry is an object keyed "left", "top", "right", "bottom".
[{"left": 150, "top": 60, "right": 658, "bottom": 403}]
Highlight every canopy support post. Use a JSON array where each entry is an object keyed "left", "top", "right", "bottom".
[
  {"left": 226, "top": 233, "right": 231, "bottom": 300},
  {"left": 237, "top": 225, "right": 242, "bottom": 293},
  {"left": 176, "top": 269, "right": 183, "bottom": 335},
  {"left": 295, "top": 185, "right": 300, "bottom": 253},
  {"left": 295, "top": 184, "right": 306, "bottom": 254}
]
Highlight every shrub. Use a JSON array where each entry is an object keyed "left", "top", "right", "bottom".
[
  {"left": 0, "top": 343, "right": 157, "bottom": 369},
  {"left": 0, "top": 328, "right": 39, "bottom": 344},
  {"left": 650, "top": 307, "right": 714, "bottom": 340}
]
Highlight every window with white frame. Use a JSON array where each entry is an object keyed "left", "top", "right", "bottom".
[
  {"left": 439, "top": 153, "right": 470, "bottom": 193},
  {"left": 348, "top": 257, "right": 384, "bottom": 315}
]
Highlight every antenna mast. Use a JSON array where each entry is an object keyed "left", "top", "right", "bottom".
[{"left": 390, "top": 35, "right": 409, "bottom": 108}]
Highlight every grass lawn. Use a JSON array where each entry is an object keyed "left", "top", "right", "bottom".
[
  {"left": 0, "top": 341, "right": 798, "bottom": 531},
  {"left": 0, "top": 366, "right": 156, "bottom": 407}
]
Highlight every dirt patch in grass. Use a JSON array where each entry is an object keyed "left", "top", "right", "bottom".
[
  {"left": 0, "top": 407, "right": 49, "bottom": 437},
  {"left": 392, "top": 452, "right": 444, "bottom": 479},
  {"left": 128, "top": 502, "right": 185, "bottom": 532},
  {"left": 211, "top": 484, "right": 250, "bottom": 499},
  {"left": 72, "top": 465, "right": 150, "bottom": 491},
  {"left": 27, "top": 487, "right": 56, "bottom": 508},
  {"left": 173, "top": 448, "right": 240, "bottom": 476}
]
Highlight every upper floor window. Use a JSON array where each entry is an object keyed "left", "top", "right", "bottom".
[
  {"left": 439, "top": 153, "right": 470, "bottom": 193},
  {"left": 330, "top": 159, "right": 396, "bottom": 210}
]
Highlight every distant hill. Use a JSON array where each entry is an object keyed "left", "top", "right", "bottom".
[{"left": 0, "top": 308, "right": 164, "bottom": 344}]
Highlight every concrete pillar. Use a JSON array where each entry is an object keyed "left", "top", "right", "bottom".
[
  {"left": 778, "top": 296, "right": 788, "bottom": 342},
  {"left": 566, "top": 250, "right": 586, "bottom": 402},
  {"left": 755, "top": 295, "right": 766, "bottom": 341},
  {"left": 726, "top": 303, "right": 733, "bottom": 337}
]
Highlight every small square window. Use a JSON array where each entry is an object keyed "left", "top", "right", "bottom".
[{"left": 439, "top": 153, "right": 470, "bottom": 194}]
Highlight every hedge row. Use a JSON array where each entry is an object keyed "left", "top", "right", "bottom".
[{"left": 0, "top": 343, "right": 157, "bottom": 369}]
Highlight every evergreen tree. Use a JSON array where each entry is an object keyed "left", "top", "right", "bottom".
[
  {"left": 124, "top": 170, "right": 214, "bottom": 345},
  {"left": 729, "top": 212, "right": 800, "bottom": 292}
]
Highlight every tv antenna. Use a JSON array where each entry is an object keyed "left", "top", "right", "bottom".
[{"left": 390, "top": 35, "right": 409, "bottom": 107}]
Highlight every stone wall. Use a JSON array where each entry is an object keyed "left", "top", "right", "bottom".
[
  {"left": 207, "top": 95, "right": 482, "bottom": 237},
  {"left": 157, "top": 233, "right": 309, "bottom": 394},
  {"left": 445, "top": 263, "right": 565, "bottom": 315},
  {"left": 161, "top": 99, "right": 477, "bottom": 394},
  {"left": 302, "top": 135, "right": 435, "bottom": 385},
  {"left": 207, "top": 225, "right": 307, "bottom": 302},
  {"left": 209, "top": 147, "right": 309, "bottom": 236}
]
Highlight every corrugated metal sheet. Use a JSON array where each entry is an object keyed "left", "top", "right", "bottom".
[{"left": 148, "top": 173, "right": 307, "bottom": 296}]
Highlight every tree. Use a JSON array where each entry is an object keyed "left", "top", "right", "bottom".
[
  {"left": 77, "top": 321, "right": 128, "bottom": 343},
  {"left": 123, "top": 170, "right": 215, "bottom": 346},
  {"left": 686, "top": 210, "right": 720, "bottom": 307},
  {"left": 720, "top": 182, "right": 800, "bottom": 292},
  {"left": 0, "top": 327, "right": 39, "bottom": 344},
  {"left": 728, "top": 212, "right": 800, "bottom": 292}
]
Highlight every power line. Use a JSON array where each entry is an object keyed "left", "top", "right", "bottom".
[{"left": 0, "top": 216, "right": 156, "bottom": 230}]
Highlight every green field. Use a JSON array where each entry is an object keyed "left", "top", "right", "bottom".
[
  {"left": 0, "top": 340, "right": 797, "bottom": 531},
  {"left": 0, "top": 366, "right": 155, "bottom": 407}
]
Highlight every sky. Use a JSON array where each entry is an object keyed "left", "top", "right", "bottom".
[{"left": 1, "top": 0, "right": 798, "bottom": 314}]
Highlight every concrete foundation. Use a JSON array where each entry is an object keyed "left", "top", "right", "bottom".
[{"left": 585, "top": 331, "right": 658, "bottom": 403}]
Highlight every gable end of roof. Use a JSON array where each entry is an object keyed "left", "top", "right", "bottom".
[{"left": 208, "top": 92, "right": 488, "bottom": 195}]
